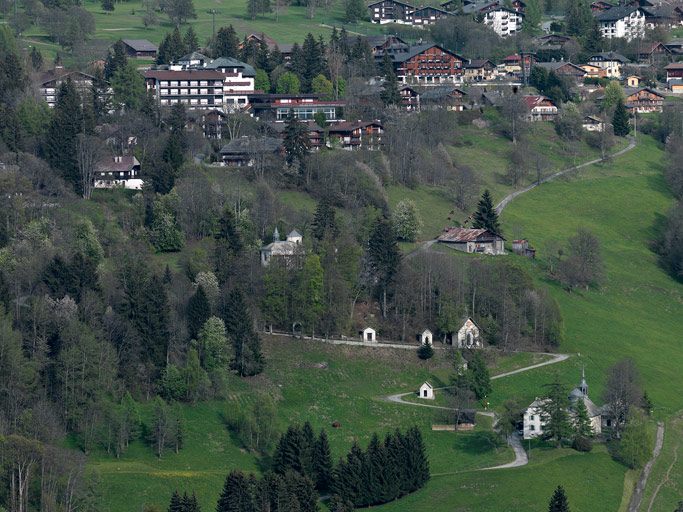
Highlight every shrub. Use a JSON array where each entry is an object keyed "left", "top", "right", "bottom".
[
  {"left": 572, "top": 436, "right": 593, "bottom": 452},
  {"left": 417, "top": 343, "right": 434, "bottom": 360}
]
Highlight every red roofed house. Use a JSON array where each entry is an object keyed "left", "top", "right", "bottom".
[
  {"left": 523, "top": 95, "right": 558, "bottom": 121},
  {"left": 437, "top": 227, "right": 505, "bottom": 255}
]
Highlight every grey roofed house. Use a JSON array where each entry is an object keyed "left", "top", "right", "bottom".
[
  {"left": 595, "top": 4, "right": 640, "bottom": 21},
  {"left": 121, "top": 39, "right": 158, "bottom": 56},
  {"left": 437, "top": 227, "right": 505, "bottom": 255},
  {"left": 178, "top": 51, "right": 210, "bottom": 63},
  {"left": 419, "top": 85, "right": 467, "bottom": 101},
  {"left": 220, "top": 136, "right": 282, "bottom": 166},
  {"left": 205, "top": 57, "right": 257, "bottom": 77},
  {"left": 535, "top": 61, "right": 586, "bottom": 73},
  {"left": 589, "top": 51, "right": 630, "bottom": 63}
]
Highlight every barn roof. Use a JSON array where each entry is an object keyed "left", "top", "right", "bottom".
[
  {"left": 121, "top": 39, "right": 158, "bottom": 52},
  {"left": 438, "top": 227, "right": 505, "bottom": 242}
]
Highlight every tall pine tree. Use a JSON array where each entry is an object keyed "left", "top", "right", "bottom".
[
  {"left": 541, "top": 375, "right": 572, "bottom": 447},
  {"left": 45, "top": 79, "right": 84, "bottom": 194},
  {"left": 471, "top": 189, "right": 501, "bottom": 235},
  {"left": 216, "top": 470, "right": 254, "bottom": 512},
  {"left": 313, "top": 430, "right": 333, "bottom": 491},
  {"left": 222, "top": 288, "right": 264, "bottom": 377},
  {"left": 612, "top": 99, "right": 630, "bottom": 137},
  {"left": 366, "top": 217, "right": 401, "bottom": 317},
  {"left": 187, "top": 286, "right": 210, "bottom": 340}
]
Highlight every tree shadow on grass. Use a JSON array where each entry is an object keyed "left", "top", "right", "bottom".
[{"left": 454, "top": 431, "right": 504, "bottom": 455}]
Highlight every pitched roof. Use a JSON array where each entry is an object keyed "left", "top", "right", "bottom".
[
  {"left": 465, "top": 59, "right": 495, "bottom": 68},
  {"left": 205, "top": 57, "right": 256, "bottom": 77},
  {"left": 367, "top": 0, "right": 415, "bottom": 7},
  {"left": 589, "top": 51, "right": 630, "bottom": 63},
  {"left": 121, "top": 39, "right": 158, "bottom": 52},
  {"left": 623, "top": 86, "right": 664, "bottom": 98},
  {"left": 438, "top": 227, "right": 504, "bottom": 242},
  {"left": 420, "top": 85, "right": 467, "bottom": 101},
  {"left": 535, "top": 61, "right": 586, "bottom": 74},
  {"left": 390, "top": 44, "right": 465, "bottom": 63},
  {"left": 144, "top": 69, "right": 226, "bottom": 80},
  {"left": 595, "top": 4, "right": 641, "bottom": 21},
  {"left": 179, "top": 51, "right": 209, "bottom": 62},
  {"left": 220, "top": 136, "right": 282, "bottom": 155},
  {"left": 38, "top": 69, "right": 99, "bottom": 86},
  {"left": 523, "top": 95, "right": 556, "bottom": 109},
  {"left": 96, "top": 155, "right": 140, "bottom": 172},
  {"left": 665, "top": 62, "right": 683, "bottom": 70},
  {"left": 421, "top": 381, "right": 433, "bottom": 389}
]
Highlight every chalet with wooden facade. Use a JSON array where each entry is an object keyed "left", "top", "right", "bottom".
[
  {"left": 219, "top": 136, "right": 283, "bottom": 167},
  {"left": 94, "top": 155, "right": 143, "bottom": 190},
  {"left": 582, "top": 115, "right": 604, "bottom": 131},
  {"left": 392, "top": 44, "right": 466, "bottom": 85},
  {"left": 535, "top": 61, "right": 587, "bottom": 82},
  {"left": 623, "top": 87, "right": 664, "bottom": 113},
  {"left": 523, "top": 95, "right": 558, "bottom": 121},
  {"left": 419, "top": 86, "right": 468, "bottom": 111},
  {"left": 121, "top": 39, "right": 158, "bottom": 58},
  {"left": 412, "top": 6, "right": 454, "bottom": 24},
  {"left": 437, "top": 227, "right": 505, "bottom": 255},
  {"left": 637, "top": 42, "right": 673, "bottom": 65},
  {"left": 368, "top": 0, "right": 415, "bottom": 24},
  {"left": 327, "top": 121, "right": 384, "bottom": 150},
  {"left": 399, "top": 86, "right": 421, "bottom": 111},
  {"left": 665, "top": 62, "right": 683, "bottom": 83},
  {"left": 464, "top": 59, "right": 497, "bottom": 82}
]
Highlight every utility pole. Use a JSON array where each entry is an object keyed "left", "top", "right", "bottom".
[{"left": 208, "top": 9, "right": 218, "bottom": 42}]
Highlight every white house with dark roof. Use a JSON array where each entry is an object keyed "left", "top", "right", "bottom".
[
  {"left": 595, "top": 6, "right": 646, "bottom": 40},
  {"left": 419, "top": 382, "right": 434, "bottom": 399},
  {"left": 94, "top": 155, "right": 143, "bottom": 190},
  {"left": 260, "top": 228, "right": 304, "bottom": 266}
]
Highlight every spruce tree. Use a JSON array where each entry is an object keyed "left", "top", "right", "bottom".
[
  {"left": 168, "top": 490, "right": 183, "bottom": 512},
  {"left": 183, "top": 492, "right": 201, "bottom": 512},
  {"left": 214, "top": 207, "right": 243, "bottom": 283},
  {"left": 541, "top": 375, "right": 572, "bottom": 447},
  {"left": 573, "top": 399, "right": 593, "bottom": 438},
  {"left": 213, "top": 25, "right": 240, "bottom": 58},
  {"left": 468, "top": 351, "right": 491, "bottom": 400},
  {"left": 312, "top": 197, "right": 338, "bottom": 242},
  {"left": 45, "top": 79, "right": 84, "bottom": 194},
  {"left": 102, "top": 0, "right": 115, "bottom": 11},
  {"left": 313, "top": 430, "right": 334, "bottom": 491},
  {"left": 471, "top": 189, "right": 501, "bottom": 235},
  {"left": 30, "top": 46, "right": 43, "bottom": 71},
  {"left": 184, "top": 26, "right": 199, "bottom": 52},
  {"left": 283, "top": 110, "right": 310, "bottom": 166},
  {"left": 612, "top": 99, "right": 630, "bottom": 137},
  {"left": 216, "top": 470, "right": 254, "bottom": 512},
  {"left": 405, "top": 426, "right": 430, "bottom": 491},
  {"left": 548, "top": 485, "right": 571, "bottom": 512},
  {"left": 367, "top": 217, "right": 401, "bottom": 317},
  {"left": 379, "top": 53, "right": 401, "bottom": 106},
  {"left": 301, "top": 422, "right": 316, "bottom": 476},
  {"left": 222, "top": 288, "right": 264, "bottom": 377},
  {"left": 187, "top": 286, "right": 211, "bottom": 340}
]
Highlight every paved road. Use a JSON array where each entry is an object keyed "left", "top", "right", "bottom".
[
  {"left": 495, "top": 139, "right": 637, "bottom": 214},
  {"left": 382, "top": 352, "right": 570, "bottom": 470}
]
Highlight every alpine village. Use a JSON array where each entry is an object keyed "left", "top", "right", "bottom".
[{"left": 1, "top": 0, "right": 683, "bottom": 508}]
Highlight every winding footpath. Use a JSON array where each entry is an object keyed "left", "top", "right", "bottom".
[
  {"left": 382, "top": 352, "right": 571, "bottom": 470},
  {"left": 495, "top": 138, "right": 636, "bottom": 214}
]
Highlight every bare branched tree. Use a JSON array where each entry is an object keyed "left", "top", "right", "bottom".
[{"left": 76, "top": 134, "right": 102, "bottom": 200}]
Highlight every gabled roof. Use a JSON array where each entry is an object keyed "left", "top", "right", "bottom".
[
  {"left": 121, "top": 39, "right": 158, "bottom": 52},
  {"left": 665, "top": 62, "right": 683, "bottom": 70},
  {"left": 390, "top": 44, "right": 466, "bottom": 63},
  {"left": 583, "top": 115, "right": 603, "bottom": 123},
  {"left": 438, "top": 227, "right": 505, "bottom": 242},
  {"left": 179, "top": 51, "right": 209, "bottom": 62},
  {"left": 421, "top": 381, "right": 433, "bottom": 389},
  {"left": 413, "top": 5, "right": 453, "bottom": 15},
  {"left": 523, "top": 94, "right": 557, "bottom": 109},
  {"left": 595, "top": 4, "right": 641, "bottom": 21},
  {"left": 38, "top": 69, "right": 99, "bottom": 86},
  {"left": 206, "top": 57, "right": 256, "bottom": 77},
  {"left": 220, "top": 136, "right": 282, "bottom": 155},
  {"left": 96, "top": 155, "right": 140, "bottom": 172},
  {"left": 623, "top": 86, "right": 664, "bottom": 99},
  {"left": 367, "top": 0, "right": 414, "bottom": 7},
  {"left": 288, "top": 229, "right": 302, "bottom": 238},
  {"left": 420, "top": 85, "right": 467, "bottom": 101},
  {"left": 465, "top": 59, "right": 496, "bottom": 69},
  {"left": 535, "top": 61, "right": 586, "bottom": 74},
  {"left": 589, "top": 51, "right": 630, "bottom": 63}
]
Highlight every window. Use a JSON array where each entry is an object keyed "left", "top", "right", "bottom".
[
  {"left": 530, "top": 425, "right": 535, "bottom": 431},
  {"left": 530, "top": 415, "right": 535, "bottom": 421}
]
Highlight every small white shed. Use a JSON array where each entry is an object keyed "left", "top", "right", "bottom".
[
  {"left": 418, "top": 329, "right": 433, "bottom": 346},
  {"left": 419, "top": 382, "right": 434, "bottom": 400},
  {"left": 456, "top": 318, "right": 482, "bottom": 348},
  {"left": 360, "top": 327, "right": 376, "bottom": 343}
]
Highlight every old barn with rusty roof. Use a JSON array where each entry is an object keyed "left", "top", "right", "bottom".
[{"left": 437, "top": 227, "right": 505, "bottom": 255}]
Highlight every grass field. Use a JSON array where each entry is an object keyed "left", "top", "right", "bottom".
[
  {"left": 91, "top": 339, "right": 519, "bottom": 512},
  {"left": 10, "top": 0, "right": 384, "bottom": 60}
]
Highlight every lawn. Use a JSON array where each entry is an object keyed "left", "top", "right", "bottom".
[
  {"left": 90, "top": 338, "right": 519, "bottom": 512},
  {"left": 12, "top": 0, "right": 384, "bottom": 60},
  {"left": 498, "top": 135, "right": 683, "bottom": 417}
]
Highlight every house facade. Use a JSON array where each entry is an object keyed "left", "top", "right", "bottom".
[
  {"left": 419, "top": 382, "right": 434, "bottom": 399},
  {"left": 144, "top": 56, "right": 256, "bottom": 111},
  {"left": 624, "top": 87, "right": 664, "bottom": 113},
  {"left": 582, "top": 115, "right": 604, "bottom": 131},
  {"left": 327, "top": 121, "right": 384, "bottom": 150},
  {"left": 456, "top": 318, "right": 482, "bottom": 348},
  {"left": 464, "top": 59, "right": 497, "bottom": 82},
  {"left": 665, "top": 62, "right": 683, "bottom": 82},
  {"left": 94, "top": 155, "right": 143, "bottom": 190},
  {"left": 596, "top": 6, "right": 645, "bottom": 40},
  {"left": 588, "top": 52, "right": 629, "bottom": 79},
  {"left": 482, "top": 7, "right": 524, "bottom": 37},
  {"left": 393, "top": 44, "right": 466, "bottom": 85},
  {"left": 38, "top": 69, "right": 106, "bottom": 108},
  {"left": 523, "top": 95, "right": 558, "bottom": 121},
  {"left": 399, "top": 86, "right": 421, "bottom": 111},
  {"left": 437, "top": 227, "right": 505, "bottom": 255},
  {"left": 368, "top": 0, "right": 415, "bottom": 23},
  {"left": 260, "top": 228, "right": 303, "bottom": 266},
  {"left": 420, "top": 86, "right": 468, "bottom": 111}
]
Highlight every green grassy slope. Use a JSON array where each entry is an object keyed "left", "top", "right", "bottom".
[
  {"left": 14, "top": 0, "right": 383, "bottom": 59},
  {"left": 498, "top": 136, "right": 683, "bottom": 416},
  {"left": 91, "top": 340, "right": 517, "bottom": 511}
]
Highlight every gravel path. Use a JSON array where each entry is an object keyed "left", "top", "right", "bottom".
[
  {"left": 628, "top": 421, "right": 665, "bottom": 512},
  {"left": 381, "top": 352, "right": 570, "bottom": 470}
]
